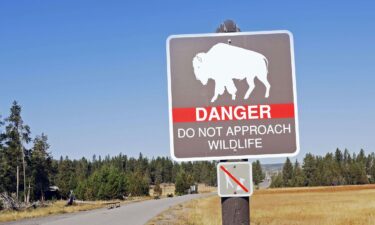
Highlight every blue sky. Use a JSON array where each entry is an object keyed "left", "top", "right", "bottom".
[{"left": 1, "top": 1, "right": 374, "bottom": 163}]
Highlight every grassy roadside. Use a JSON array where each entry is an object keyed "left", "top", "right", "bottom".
[
  {"left": 0, "top": 201, "right": 104, "bottom": 223},
  {"left": 149, "top": 183, "right": 216, "bottom": 197},
  {"left": 148, "top": 185, "right": 375, "bottom": 225},
  {"left": 0, "top": 196, "right": 151, "bottom": 223},
  {"left": 0, "top": 183, "right": 214, "bottom": 223}
]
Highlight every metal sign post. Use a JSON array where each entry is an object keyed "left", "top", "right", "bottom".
[
  {"left": 217, "top": 160, "right": 252, "bottom": 224},
  {"left": 217, "top": 20, "right": 250, "bottom": 225}
]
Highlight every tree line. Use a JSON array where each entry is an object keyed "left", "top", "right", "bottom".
[
  {"left": 6, "top": 101, "right": 373, "bottom": 202},
  {"left": 271, "top": 148, "right": 375, "bottom": 188},
  {"left": 0, "top": 101, "right": 217, "bottom": 202},
  {"left": 56, "top": 153, "right": 217, "bottom": 200}
]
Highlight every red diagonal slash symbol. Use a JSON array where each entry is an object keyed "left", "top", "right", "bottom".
[{"left": 220, "top": 165, "right": 249, "bottom": 193}]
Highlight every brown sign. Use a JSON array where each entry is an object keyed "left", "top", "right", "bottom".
[{"left": 167, "top": 31, "right": 299, "bottom": 161}]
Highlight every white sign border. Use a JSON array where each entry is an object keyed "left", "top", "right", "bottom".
[
  {"left": 166, "top": 30, "right": 300, "bottom": 162},
  {"left": 217, "top": 161, "right": 253, "bottom": 197}
]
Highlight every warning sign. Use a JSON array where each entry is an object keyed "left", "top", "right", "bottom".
[
  {"left": 217, "top": 161, "right": 253, "bottom": 197},
  {"left": 167, "top": 31, "right": 299, "bottom": 161}
]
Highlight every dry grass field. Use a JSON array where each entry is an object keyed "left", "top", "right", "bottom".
[
  {"left": 149, "top": 185, "right": 375, "bottom": 225},
  {"left": 0, "top": 201, "right": 104, "bottom": 222},
  {"left": 149, "top": 183, "right": 216, "bottom": 196},
  {"left": 0, "top": 196, "right": 152, "bottom": 223}
]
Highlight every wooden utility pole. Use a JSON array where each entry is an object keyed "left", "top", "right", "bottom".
[{"left": 216, "top": 20, "right": 250, "bottom": 225}]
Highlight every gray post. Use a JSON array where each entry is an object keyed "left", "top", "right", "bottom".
[{"left": 216, "top": 20, "right": 250, "bottom": 225}]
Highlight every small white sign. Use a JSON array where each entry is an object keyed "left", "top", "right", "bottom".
[{"left": 217, "top": 161, "right": 253, "bottom": 197}]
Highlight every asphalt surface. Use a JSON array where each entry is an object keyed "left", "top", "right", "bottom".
[
  {"left": 2, "top": 193, "right": 212, "bottom": 225},
  {"left": 258, "top": 174, "right": 271, "bottom": 189}
]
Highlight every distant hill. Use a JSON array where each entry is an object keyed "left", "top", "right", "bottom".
[{"left": 262, "top": 163, "right": 283, "bottom": 173}]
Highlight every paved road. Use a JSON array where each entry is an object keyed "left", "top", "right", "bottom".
[
  {"left": 258, "top": 173, "right": 271, "bottom": 189},
  {"left": 2, "top": 194, "right": 212, "bottom": 225}
]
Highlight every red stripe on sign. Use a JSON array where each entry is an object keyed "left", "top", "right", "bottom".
[
  {"left": 172, "top": 103, "right": 294, "bottom": 123},
  {"left": 172, "top": 107, "right": 197, "bottom": 123},
  {"left": 220, "top": 165, "right": 249, "bottom": 193}
]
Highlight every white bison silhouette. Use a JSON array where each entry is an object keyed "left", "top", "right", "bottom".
[{"left": 192, "top": 43, "right": 270, "bottom": 102}]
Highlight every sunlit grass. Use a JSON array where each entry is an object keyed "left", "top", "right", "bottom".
[
  {"left": 0, "top": 201, "right": 104, "bottom": 222},
  {"left": 151, "top": 184, "right": 375, "bottom": 225},
  {"left": 0, "top": 196, "right": 152, "bottom": 222},
  {"left": 149, "top": 183, "right": 216, "bottom": 196}
]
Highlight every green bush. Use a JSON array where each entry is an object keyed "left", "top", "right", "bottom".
[
  {"left": 153, "top": 182, "right": 162, "bottom": 196},
  {"left": 175, "top": 170, "right": 193, "bottom": 195}
]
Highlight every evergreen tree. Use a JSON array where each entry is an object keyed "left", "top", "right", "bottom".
[
  {"left": 175, "top": 169, "right": 189, "bottom": 195},
  {"left": 334, "top": 148, "right": 345, "bottom": 184},
  {"left": 30, "top": 134, "right": 52, "bottom": 201},
  {"left": 270, "top": 173, "right": 283, "bottom": 188},
  {"left": 252, "top": 160, "right": 265, "bottom": 185},
  {"left": 163, "top": 158, "right": 173, "bottom": 183},
  {"left": 56, "top": 156, "right": 75, "bottom": 198},
  {"left": 365, "top": 154, "right": 373, "bottom": 175},
  {"left": 350, "top": 162, "right": 369, "bottom": 184},
  {"left": 357, "top": 149, "right": 366, "bottom": 164},
  {"left": 334, "top": 148, "right": 343, "bottom": 164},
  {"left": 321, "top": 153, "right": 336, "bottom": 185},
  {"left": 343, "top": 149, "right": 352, "bottom": 164},
  {"left": 303, "top": 153, "right": 317, "bottom": 186},
  {"left": 0, "top": 115, "right": 6, "bottom": 192},
  {"left": 3, "top": 101, "right": 31, "bottom": 201},
  {"left": 104, "top": 166, "right": 126, "bottom": 199},
  {"left": 370, "top": 156, "right": 375, "bottom": 184},
  {"left": 282, "top": 158, "right": 293, "bottom": 187},
  {"left": 291, "top": 160, "right": 305, "bottom": 187},
  {"left": 126, "top": 171, "right": 149, "bottom": 196},
  {"left": 75, "top": 157, "right": 91, "bottom": 181}
]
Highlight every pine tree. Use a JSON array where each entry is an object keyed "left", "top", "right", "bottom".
[
  {"left": 291, "top": 160, "right": 305, "bottom": 187},
  {"left": 30, "top": 134, "right": 52, "bottom": 201},
  {"left": 163, "top": 157, "right": 173, "bottom": 183},
  {"left": 154, "top": 163, "right": 163, "bottom": 184},
  {"left": 126, "top": 171, "right": 149, "bottom": 197},
  {"left": 252, "top": 160, "right": 265, "bottom": 185},
  {"left": 303, "top": 153, "right": 317, "bottom": 186},
  {"left": 270, "top": 173, "right": 283, "bottom": 188},
  {"left": 357, "top": 149, "right": 366, "bottom": 164},
  {"left": 175, "top": 169, "right": 188, "bottom": 195},
  {"left": 365, "top": 154, "right": 373, "bottom": 175},
  {"left": 3, "top": 101, "right": 31, "bottom": 201},
  {"left": 322, "top": 153, "right": 336, "bottom": 185},
  {"left": 350, "top": 162, "right": 369, "bottom": 185},
  {"left": 75, "top": 157, "right": 90, "bottom": 181},
  {"left": 335, "top": 148, "right": 343, "bottom": 164},
  {"left": 56, "top": 156, "right": 75, "bottom": 198},
  {"left": 370, "top": 156, "right": 375, "bottom": 184},
  {"left": 0, "top": 115, "right": 6, "bottom": 192},
  {"left": 282, "top": 158, "right": 293, "bottom": 187},
  {"left": 105, "top": 166, "right": 126, "bottom": 199}
]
